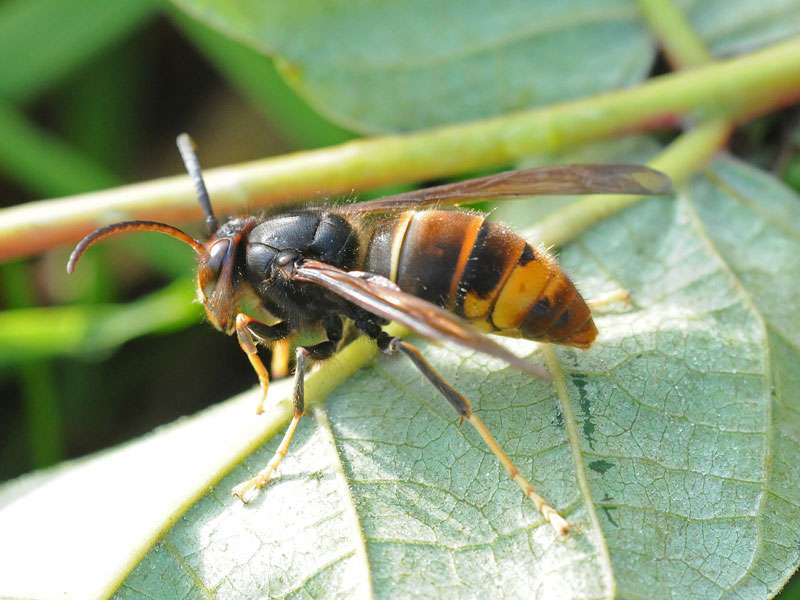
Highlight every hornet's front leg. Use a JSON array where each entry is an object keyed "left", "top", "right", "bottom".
[
  {"left": 235, "top": 314, "right": 290, "bottom": 415},
  {"left": 232, "top": 317, "right": 342, "bottom": 502}
]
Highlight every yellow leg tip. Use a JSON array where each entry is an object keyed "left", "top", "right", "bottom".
[
  {"left": 587, "top": 288, "right": 631, "bottom": 311},
  {"left": 254, "top": 387, "right": 268, "bottom": 415},
  {"left": 232, "top": 480, "right": 256, "bottom": 503},
  {"left": 547, "top": 510, "right": 571, "bottom": 537},
  {"left": 232, "top": 467, "right": 279, "bottom": 503}
]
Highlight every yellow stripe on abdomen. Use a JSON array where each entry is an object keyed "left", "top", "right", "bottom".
[
  {"left": 455, "top": 221, "right": 526, "bottom": 321},
  {"left": 490, "top": 245, "right": 554, "bottom": 330}
]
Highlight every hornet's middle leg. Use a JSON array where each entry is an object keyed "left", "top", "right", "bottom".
[{"left": 232, "top": 317, "right": 342, "bottom": 502}]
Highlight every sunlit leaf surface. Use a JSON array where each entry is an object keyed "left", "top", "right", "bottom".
[{"left": 1, "top": 158, "right": 798, "bottom": 599}]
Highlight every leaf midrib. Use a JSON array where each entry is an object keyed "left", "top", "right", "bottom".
[
  {"left": 542, "top": 345, "right": 616, "bottom": 599},
  {"left": 314, "top": 407, "right": 375, "bottom": 599}
]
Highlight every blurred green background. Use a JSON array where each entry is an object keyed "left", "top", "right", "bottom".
[{"left": 0, "top": 1, "right": 361, "bottom": 482}]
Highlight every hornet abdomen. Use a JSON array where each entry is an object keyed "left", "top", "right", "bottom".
[{"left": 364, "top": 209, "right": 597, "bottom": 347}]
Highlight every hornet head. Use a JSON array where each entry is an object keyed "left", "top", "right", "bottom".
[{"left": 67, "top": 134, "right": 251, "bottom": 335}]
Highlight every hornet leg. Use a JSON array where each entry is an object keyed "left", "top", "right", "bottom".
[
  {"left": 375, "top": 329, "right": 570, "bottom": 536},
  {"left": 270, "top": 338, "right": 292, "bottom": 379},
  {"left": 232, "top": 318, "right": 341, "bottom": 502},
  {"left": 235, "top": 314, "right": 290, "bottom": 415},
  {"left": 587, "top": 289, "right": 630, "bottom": 312}
]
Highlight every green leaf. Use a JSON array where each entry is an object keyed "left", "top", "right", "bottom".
[
  {"left": 171, "top": 0, "right": 655, "bottom": 133},
  {"left": 1, "top": 157, "right": 798, "bottom": 598},
  {"left": 168, "top": 0, "right": 800, "bottom": 134},
  {"left": 0, "top": 103, "right": 120, "bottom": 196},
  {"left": 0, "top": 0, "right": 159, "bottom": 102},
  {"left": 172, "top": 9, "right": 354, "bottom": 149},
  {"left": 681, "top": 0, "right": 800, "bottom": 55}
]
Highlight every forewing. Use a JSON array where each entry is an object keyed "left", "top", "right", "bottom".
[
  {"left": 292, "top": 260, "right": 549, "bottom": 379},
  {"left": 347, "top": 164, "right": 672, "bottom": 213}
]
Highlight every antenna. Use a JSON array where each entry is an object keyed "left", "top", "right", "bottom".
[
  {"left": 67, "top": 221, "right": 204, "bottom": 274},
  {"left": 177, "top": 133, "right": 219, "bottom": 235}
]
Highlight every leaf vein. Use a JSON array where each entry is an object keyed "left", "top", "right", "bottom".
[
  {"left": 161, "top": 540, "right": 215, "bottom": 600},
  {"left": 313, "top": 408, "right": 375, "bottom": 599},
  {"left": 543, "top": 345, "right": 616, "bottom": 598}
]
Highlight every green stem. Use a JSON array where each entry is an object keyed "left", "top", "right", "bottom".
[
  {"left": 0, "top": 278, "right": 200, "bottom": 365},
  {"left": 1, "top": 37, "right": 800, "bottom": 261},
  {"left": 636, "top": 0, "right": 711, "bottom": 68}
]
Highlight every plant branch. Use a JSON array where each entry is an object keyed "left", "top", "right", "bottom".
[{"left": 636, "top": 0, "right": 712, "bottom": 68}]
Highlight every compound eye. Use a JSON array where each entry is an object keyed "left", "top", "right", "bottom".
[{"left": 207, "top": 239, "right": 230, "bottom": 277}]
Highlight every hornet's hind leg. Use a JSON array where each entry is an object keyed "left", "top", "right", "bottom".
[
  {"left": 355, "top": 318, "right": 570, "bottom": 536},
  {"left": 587, "top": 288, "right": 630, "bottom": 311},
  {"left": 233, "top": 317, "right": 342, "bottom": 502}
]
